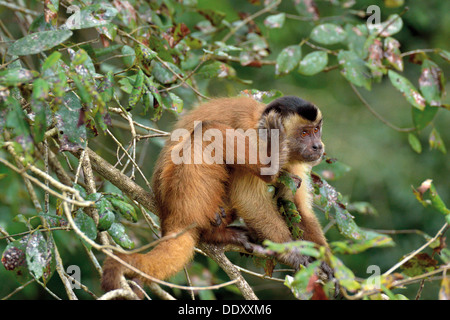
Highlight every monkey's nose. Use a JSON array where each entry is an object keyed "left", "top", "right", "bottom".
[{"left": 312, "top": 144, "right": 323, "bottom": 151}]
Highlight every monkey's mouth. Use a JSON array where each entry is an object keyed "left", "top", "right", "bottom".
[{"left": 302, "top": 152, "right": 323, "bottom": 163}]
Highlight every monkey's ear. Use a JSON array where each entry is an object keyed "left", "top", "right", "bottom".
[{"left": 258, "top": 110, "right": 284, "bottom": 132}]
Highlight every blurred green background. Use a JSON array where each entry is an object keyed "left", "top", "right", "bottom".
[{"left": 0, "top": 0, "right": 448, "bottom": 299}]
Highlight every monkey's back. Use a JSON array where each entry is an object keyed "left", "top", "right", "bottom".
[
  {"left": 174, "top": 97, "right": 264, "bottom": 132},
  {"left": 151, "top": 97, "right": 263, "bottom": 234}
]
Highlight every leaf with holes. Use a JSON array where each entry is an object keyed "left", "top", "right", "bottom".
[
  {"left": 429, "top": 128, "right": 447, "bottom": 154},
  {"left": 367, "top": 14, "right": 403, "bottom": 37},
  {"left": 264, "top": 13, "right": 285, "bottom": 29},
  {"left": 338, "top": 50, "right": 371, "bottom": 90},
  {"left": 56, "top": 92, "right": 86, "bottom": 152},
  {"left": 310, "top": 23, "right": 346, "bottom": 45},
  {"left": 298, "top": 51, "right": 328, "bottom": 76},
  {"left": 25, "top": 231, "right": 55, "bottom": 284},
  {"left": 2, "top": 238, "right": 32, "bottom": 284},
  {"left": 74, "top": 210, "right": 98, "bottom": 246},
  {"left": 408, "top": 133, "right": 422, "bottom": 154},
  {"left": 388, "top": 70, "right": 426, "bottom": 110},
  {"left": 419, "top": 60, "right": 445, "bottom": 107},
  {"left": 108, "top": 222, "right": 135, "bottom": 250},
  {"left": 8, "top": 30, "right": 73, "bottom": 56},
  {"left": 65, "top": 3, "right": 118, "bottom": 30},
  {"left": 275, "top": 45, "right": 302, "bottom": 76},
  {"left": 0, "top": 68, "right": 38, "bottom": 86}
]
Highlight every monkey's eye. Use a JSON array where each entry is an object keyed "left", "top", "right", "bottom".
[
  {"left": 301, "top": 130, "right": 308, "bottom": 137},
  {"left": 313, "top": 127, "right": 319, "bottom": 134}
]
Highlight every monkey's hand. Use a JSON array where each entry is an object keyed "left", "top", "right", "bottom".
[{"left": 210, "top": 207, "right": 227, "bottom": 227}]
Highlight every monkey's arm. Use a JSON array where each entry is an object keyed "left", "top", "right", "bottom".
[
  {"left": 229, "top": 173, "right": 312, "bottom": 268},
  {"left": 289, "top": 163, "right": 328, "bottom": 248}
]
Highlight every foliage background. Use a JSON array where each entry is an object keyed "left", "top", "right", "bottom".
[{"left": 0, "top": 0, "right": 448, "bottom": 300}]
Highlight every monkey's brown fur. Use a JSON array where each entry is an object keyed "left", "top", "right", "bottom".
[{"left": 101, "top": 96, "right": 328, "bottom": 293}]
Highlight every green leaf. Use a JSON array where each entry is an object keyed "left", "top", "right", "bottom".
[
  {"left": 285, "top": 261, "right": 322, "bottom": 300},
  {"left": 5, "top": 97, "right": 31, "bottom": 138},
  {"left": 367, "top": 14, "right": 403, "bottom": 37},
  {"left": 429, "top": 128, "right": 447, "bottom": 154},
  {"left": 121, "top": 45, "right": 136, "bottom": 68},
  {"left": 0, "top": 68, "right": 38, "bottom": 86},
  {"left": 167, "top": 92, "right": 184, "bottom": 114},
  {"left": 345, "top": 23, "right": 369, "bottom": 59},
  {"left": 408, "top": 133, "right": 422, "bottom": 154},
  {"left": 128, "top": 69, "right": 145, "bottom": 109},
  {"left": 400, "top": 253, "right": 438, "bottom": 277},
  {"left": 278, "top": 199, "right": 303, "bottom": 239},
  {"left": 298, "top": 51, "right": 328, "bottom": 76},
  {"left": 438, "top": 49, "right": 450, "bottom": 63},
  {"left": 314, "top": 158, "right": 351, "bottom": 181},
  {"left": 347, "top": 201, "right": 378, "bottom": 216},
  {"left": 384, "top": 37, "right": 403, "bottom": 71},
  {"left": 239, "top": 89, "right": 283, "bottom": 104},
  {"left": 263, "top": 240, "right": 321, "bottom": 258},
  {"left": 419, "top": 60, "right": 445, "bottom": 107},
  {"left": 329, "top": 255, "right": 360, "bottom": 292},
  {"left": 197, "top": 61, "right": 236, "bottom": 79},
  {"left": 331, "top": 235, "right": 394, "bottom": 254},
  {"left": 310, "top": 23, "right": 347, "bottom": 45},
  {"left": 32, "top": 78, "right": 49, "bottom": 101},
  {"left": 197, "top": 8, "right": 226, "bottom": 26},
  {"left": 264, "top": 13, "right": 285, "bottom": 29},
  {"left": 313, "top": 173, "right": 393, "bottom": 247},
  {"left": 388, "top": 70, "right": 426, "bottom": 110},
  {"left": 96, "top": 198, "right": 115, "bottom": 231},
  {"left": 275, "top": 45, "right": 302, "bottom": 76},
  {"left": 98, "top": 71, "right": 114, "bottom": 103},
  {"left": 412, "top": 105, "right": 438, "bottom": 131},
  {"left": 365, "top": 37, "right": 386, "bottom": 81},
  {"left": 2, "top": 238, "right": 32, "bottom": 284},
  {"left": 74, "top": 210, "right": 97, "bottom": 243},
  {"left": 337, "top": 50, "right": 371, "bottom": 90},
  {"left": 25, "top": 231, "right": 53, "bottom": 282},
  {"left": 144, "top": 76, "right": 163, "bottom": 121},
  {"left": 41, "top": 51, "right": 62, "bottom": 71},
  {"left": 56, "top": 92, "right": 86, "bottom": 152},
  {"left": 135, "top": 44, "right": 157, "bottom": 72},
  {"left": 439, "top": 276, "right": 450, "bottom": 300},
  {"left": 277, "top": 171, "right": 302, "bottom": 195},
  {"left": 108, "top": 222, "right": 135, "bottom": 249},
  {"left": 412, "top": 179, "right": 450, "bottom": 216},
  {"left": 65, "top": 3, "right": 118, "bottom": 30},
  {"left": 294, "top": 0, "right": 319, "bottom": 20},
  {"left": 8, "top": 30, "right": 73, "bottom": 56},
  {"left": 334, "top": 206, "right": 364, "bottom": 240},
  {"left": 109, "top": 198, "right": 138, "bottom": 223},
  {"left": 152, "top": 61, "right": 181, "bottom": 84}
]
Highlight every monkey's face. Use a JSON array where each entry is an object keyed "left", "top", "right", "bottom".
[{"left": 286, "top": 117, "right": 324, "bottom": 164}]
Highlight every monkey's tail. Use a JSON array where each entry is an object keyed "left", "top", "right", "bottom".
[{"left": 101, "top": 229, "right": 197, "bottom": 293}]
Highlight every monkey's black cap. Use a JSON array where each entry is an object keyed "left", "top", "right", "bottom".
[{"left": 263, "top": 96, "right": 318, "bottom": 122}]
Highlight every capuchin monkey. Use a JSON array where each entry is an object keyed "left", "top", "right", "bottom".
[{"left": 101, "top": 95, "right": 332, "bottom": 296}]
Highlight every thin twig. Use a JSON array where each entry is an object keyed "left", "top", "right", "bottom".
[
  {"left": 0, "top": 157, "right": 92, "bottom": 207},
  {"left": 349, "top": 82, "right": 415, "bottom": 133},
  {"left": 384, "top": 223, "right": 449, "bottom": 276},
  {"left": 222, "top": 0, "right": 281, "bottom": 43}
]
